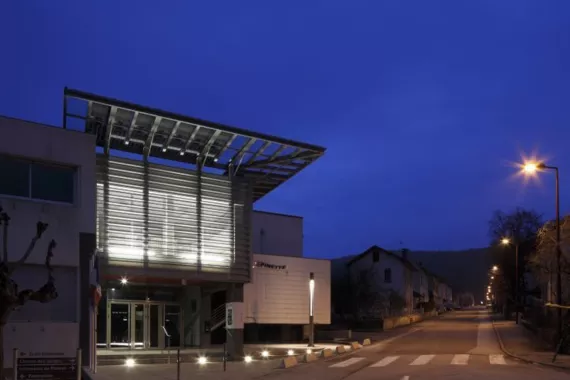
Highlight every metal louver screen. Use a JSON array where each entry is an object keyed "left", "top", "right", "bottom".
[{"left": 96, "top": 155, "right": 252, "bottom": 282}]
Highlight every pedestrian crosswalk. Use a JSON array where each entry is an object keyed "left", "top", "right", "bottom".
[{"left": 329, "top": 354, "right": 510, "bottom": 368}]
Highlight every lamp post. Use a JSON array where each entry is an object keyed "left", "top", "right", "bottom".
[
  {"left": 522, "top": 161, "right": 561, "bottom": 337},
  {"left": 501, "top": 237, "right": 520, "bottom": 324},
  {"left": 308, "top": 272, "right": 315, "bottom": 347}
]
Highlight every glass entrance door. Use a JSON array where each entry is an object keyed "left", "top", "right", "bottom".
[
  {"left": 109, "top": 303, "right": 130, "bottom": 348},
  {"left": 107, "top": 301, "right": 181, "bottom": 349},
  {"left": 131, "top": 304, "right": 146, "bottom": 349}
]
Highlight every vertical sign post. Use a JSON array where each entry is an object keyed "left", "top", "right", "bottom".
[{"left": 308, "top": 272, "right": 315, "bottom": 347}]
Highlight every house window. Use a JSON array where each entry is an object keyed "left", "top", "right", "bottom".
[
  {"left": 372, "top": 251, "right": 379, "bottom": 263},
  {"left": 0, "top": 155, "right": 75, "bottom": 204},
  {"left": 384, "top": 268, "right": 392, "bottom": 283}
]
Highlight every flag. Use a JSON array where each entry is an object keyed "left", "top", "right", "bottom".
[{"left": 90, "top": 249, "right": 102, "bottom": 309}]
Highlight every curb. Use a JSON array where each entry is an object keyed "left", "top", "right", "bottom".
[{"left": 491, "top": 319, "right": 570, "bottom": 371}]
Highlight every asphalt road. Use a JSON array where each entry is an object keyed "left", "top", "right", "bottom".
[{"left": 267, "top": 309, "right": 570, "bottom": 380}]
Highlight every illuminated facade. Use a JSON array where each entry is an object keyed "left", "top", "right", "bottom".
[
  {"left": 0, "top": 88, "right": 325, "bottom": 369},
  {"left": 60, "top": 88, "right": 325, "bottom": 364}
]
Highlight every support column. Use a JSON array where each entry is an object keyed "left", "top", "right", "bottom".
[
  {"left": 226, "top": 284, "right": 244, "bottom": 360},
  {"left": 196, "top": 156, "right": 203, "bottom": 273},
  {"left": 199, "top": 291, "right": 211, "bottom": 347},
  {"left": 79, "top": 233, "right": 96, "bottom": 369},
  {"left": 143, "top": 159, "right": 150, "bottom": 269}
]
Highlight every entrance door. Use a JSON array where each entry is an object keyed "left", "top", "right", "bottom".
[
  {"left": 149, "top": 304, "right": 161, "bottom": 348},
  {"left": 109, "top": 303, "right": 130, "bottom": 348},
  {"left": 131, "top": 303, "right": 146, "bottom": 349},
  {"left": 107, "top": 301, "right": 181, "bottom": 349},
  {"left": 164, "top": 305, "right": 182, "bottom": 347}
]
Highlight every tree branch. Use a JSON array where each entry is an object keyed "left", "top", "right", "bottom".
[
  {"left": 15, "top": 239, "right": 58, "bottom": 306},
  {"left": 8, "top": 221, "right": 48, "bottom": 276}
]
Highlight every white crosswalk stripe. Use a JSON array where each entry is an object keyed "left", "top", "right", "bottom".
[
  {"left": 328, "top": 354, "right": 511, "bottom": 369},
  {"left": 370, "top": 356, "right": 400, "bottom": 367},
  {"left": 410, "top": 355, "right": 435, "bottom": 365},
  {"left": 451, "top": 354, "right": 470, "bottom": 365},
  {"left": 489, "top": 354, "right": 507, "bottom": 365},
  {"left": 329, "top": 357, "right": 365, "bottom": 368}
]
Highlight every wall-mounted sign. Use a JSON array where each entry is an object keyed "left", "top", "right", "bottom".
[{"left": 253, "top": 261, "right": 287, "bottom": 270}]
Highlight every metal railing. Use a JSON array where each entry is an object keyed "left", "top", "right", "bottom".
[{"left": 211, "top": 304, "right": 226, "bottom": 331}]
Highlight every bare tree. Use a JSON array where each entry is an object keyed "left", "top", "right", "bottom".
[
  {"left": 488, "top": 208, "right": 542, "bottom": 303},
  {"left": 0, "top": 206, "right": 58, "bottom": 380},
  {"left": 529, "top": 215, "right": 570, "bottom": 304}
]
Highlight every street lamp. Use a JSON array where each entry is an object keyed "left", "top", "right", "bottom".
[
  {"left": 521, "top": 160, "right": 561, "bottom": 336},
  {"left": 308, "top": 272, "right": 315, "bottom": 347},
  {"left": 492, "top": 265, "right": 499, "bottom": 272},
  {"left": 501, "top": 237, "right": 520, "bottom": 324}
]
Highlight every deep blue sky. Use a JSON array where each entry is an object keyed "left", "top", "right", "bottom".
[{"left": 1, "top": 1, "right": 570, "bottom": 258}]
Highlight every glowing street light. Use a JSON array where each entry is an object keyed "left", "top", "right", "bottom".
[
  {"left": 492, "top": 266, "right": 499, "bottom": 271},
  {"left": 501, "top": 238, "right": 510, "bottom": 245},
  {"left": 244, "top": 355, "right": 253, "bottom": 363},
  {"left": 518, "top": 158, "right": 561, "bottom": 335}
]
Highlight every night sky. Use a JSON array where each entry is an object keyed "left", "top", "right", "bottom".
[{"left": 1, "top": 1, "right": 570, "bottom": 259}]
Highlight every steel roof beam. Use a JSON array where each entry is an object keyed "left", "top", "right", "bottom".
[
  {"left": 143, "top": 116, "right": 162, "bottom": 159},
  {"left": 104, "top": 106, "right": 118, "bottom": 155},
  {"left": 125, "top": 111, "right": 139, "bottom": 145},
  {"left": 163, "top": 121, "right": 180, "bottom": 151},
  {"left": 181, "top": 125, "right": 201, "bottom": 155}
]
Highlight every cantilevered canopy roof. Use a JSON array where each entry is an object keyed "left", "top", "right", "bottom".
[{"left": 63, "top": 88, "right": 325, "bottom": 201}]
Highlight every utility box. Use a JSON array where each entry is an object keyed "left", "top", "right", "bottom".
[{"left": 226, "top": 302, "right": 244, "bottom": 329}]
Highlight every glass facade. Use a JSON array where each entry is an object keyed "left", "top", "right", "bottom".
[{"left": 96, "top": 155, "right": 252, "bottom": 281}]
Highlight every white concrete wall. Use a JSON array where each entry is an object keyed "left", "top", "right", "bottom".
[
  {"left": 243, "top": 254, "right": 330, "bottom": 325},
  {"left": 251, "top": 211, "right": 303, "bottom": 257},
  {"left": 0, "top": 116, "right": 96, "bottom": 268},
  {"left": 413, "top": 269, "right": 428, "bottom": 302},
  {"left": 347, "top": 252, "right": 407, "bottom": 298},
  {"left": 4, "top": 322, "right": 79, "bottom": 368},
  {"left": 0, "top": 117, "right": 95, "bottom": 363}
]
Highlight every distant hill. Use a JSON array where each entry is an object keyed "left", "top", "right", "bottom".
[{"left": 407, "top": 248, "right": 493, "bottom": 303}]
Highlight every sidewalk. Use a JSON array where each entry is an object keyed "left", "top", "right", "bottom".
[{"left": 492, "top": 318, "right": 570, "bottom": 369}]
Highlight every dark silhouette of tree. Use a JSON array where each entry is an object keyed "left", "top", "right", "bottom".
[
  {"left": 0, "top": 206, "right": 58, "bottom": 380},
  {"left": 488, "top": 208, "right": 542, "bottom": 308}
]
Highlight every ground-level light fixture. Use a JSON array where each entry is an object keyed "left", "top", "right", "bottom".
[
  {"left": 125, "top": 358, "right": 135, "bottom": 367},
  {"left": 244, "top": 355, "right": 253, "bottom": 363},
  {"left": 198, "top": 356, "right": 207, "bottom": 365},
  {"left": 287, "top": 350, "right": 295, "bottom": 356},
  {"left": 306, "top": 349, "right": 312, "bottom": 354},
  {"left": 308, "top": 272, "right": 315, "bottom": 347},
  {"left": 261, "top": 350, "right": 269, "bottom": 358}
]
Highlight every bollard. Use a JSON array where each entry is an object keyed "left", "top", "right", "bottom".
[
  {"left": 176, "top": 348, "right": 181, "bottom": 380},
  {"left": 76, "top": 349, "right": 82, "bottom": 380},
  {"left": 13, "top": 348, "right": 19, "bottom": 380},
  {"left": 223, "top": 342, "right": 227, "bottom": 372}
]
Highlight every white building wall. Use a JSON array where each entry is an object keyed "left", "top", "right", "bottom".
[
  {"left": 0, "top": 117, "right": 96, "bottom": 362},
  {"left": 244, "top": 254, "right": 330, "bottom": 325},
  {"left": 251, "top": 211, "right": 303, "bottom": 257},
  {"left": 347, "top": 253, "right": 407, "bottom": 297}
]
